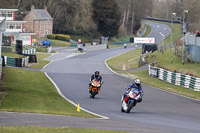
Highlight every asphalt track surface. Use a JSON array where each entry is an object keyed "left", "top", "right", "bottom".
[{"left": 1, "top": 21, "right": 200, "bottom": 133}]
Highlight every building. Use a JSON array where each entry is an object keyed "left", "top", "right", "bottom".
[
  {"left": 0, "top": 8, "right": 35, "bottom": 45},
  {"left": 24, "top": 5, "right": 53, "bottom": 38}
]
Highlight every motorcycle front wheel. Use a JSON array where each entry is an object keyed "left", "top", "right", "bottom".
[
  {"left": 121, "top": 105, "right": 125, "bottom": 112},
  {"left": 90, "top": 90, "right": 97, "bottom": 98},
  {"left": 126, "top": 101, "right": 134, "bottom": 113}
]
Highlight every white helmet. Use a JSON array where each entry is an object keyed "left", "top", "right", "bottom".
[{"left": 134, "top": 79, "right": 141, "bottom": 87}]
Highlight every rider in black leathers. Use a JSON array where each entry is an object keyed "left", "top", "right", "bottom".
[{"left": 89, "top": 71, "right": 103, "bottom": 93}]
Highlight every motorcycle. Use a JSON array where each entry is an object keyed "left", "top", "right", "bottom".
[
  {"left": 121, "top": 87, "right": 141, "bottom": 113},
  {"left": 89, "top": 79, "right": 101, "bottom": 98}
]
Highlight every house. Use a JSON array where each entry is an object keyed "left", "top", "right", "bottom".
[
  {"left": 24, "top": 5, "right": 53, "bottom": 38},
  {"left": 0, "top": 8, "right": 35, "bottom": 46}
]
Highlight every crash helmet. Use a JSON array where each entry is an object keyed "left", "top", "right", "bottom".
[
  {"left": 95, "top": 71, "right": 100, "bottom": 78},
  {"left": 134, "top": 79, "right": 141, "bottom": 87}
]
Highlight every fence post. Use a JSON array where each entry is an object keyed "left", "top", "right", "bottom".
[
  {"left": 177, "top": 46, "right": 180, "bottom": 57},
  {"left": 186, "top": 51, "right": 188, "bottom": 64},
  {"left": 195, "top": 51, "right": 197, "bottom": 64}
]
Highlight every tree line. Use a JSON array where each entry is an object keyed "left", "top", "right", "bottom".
[
  {"left": 0, "top": 0, "right": 152, "bottom": 38},
  {"left": 151, "top": 0, "right": 200, "bottom": 33}
]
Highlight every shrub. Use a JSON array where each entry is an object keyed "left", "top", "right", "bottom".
[
  {"left": 47, "top": 34, "right": 56, "bottom": 39},
  {"left": 47, "top": 34, "right": 71, "bottom": 41}
]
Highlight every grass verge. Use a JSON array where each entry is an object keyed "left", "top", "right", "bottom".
[
  {"left": 146, "top": 20, "right": 183, "bottom": 46},
  {"left": 2, "top": 52, "right": 25, "bottom": 58},
  {"left": 30, "top": 53, "right": 51, "bottom": 69},
  {"left": 121, "top": 70, "right": 200, "bottom": 100},
  {"left": 0, "top": 67, "right": 96, "bottom": 118},
  {"left": 108, "top": 23, "right": 151, "bottom": 49},
  {"left": 146, "top": 48, "right": 200, "bottom": 77},
  {"left": 31, "top": 46, "right": 47, "bottom": 53},
  {"left": 0, "top": 126, "right": 126, "bottom": 133},
  {"left": 106, "top": 20, "right": 200, "bottom": 100},
  {"left": 33, "top": 37, "right": 70, "bottom": 47},
  {"left": 106, "top": 48, "right": 142, "bottom": 71},
  {"left": 111, "top": 34, "right": 134, "bottom": 42}
]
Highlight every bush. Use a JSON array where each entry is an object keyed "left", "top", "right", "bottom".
[
  {"left": 47, "top": 34, "right": 56, "bottom": 39},
  {"left": 47, "top": 34, "right": 71, "bottom": 41}
]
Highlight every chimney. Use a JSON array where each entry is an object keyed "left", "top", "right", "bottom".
[
  {"left": 44, "top": 5, "right": 47, "bottom": 11},
  {"left": 31, "top": 5, "right": 35, "bottom": 11}
]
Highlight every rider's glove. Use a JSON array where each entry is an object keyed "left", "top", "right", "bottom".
[{"left": 140, "top": 92, "right": 144, "bottom": 97}]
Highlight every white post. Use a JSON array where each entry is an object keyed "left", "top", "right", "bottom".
[
  {"left": 0, "top": 18, "right": 6, "bottom": 77},
  {"left": 182, "top": 10, "right": 188, "bottom": 65},
  {"left": 171, "top": 13, "right": 176, "bottom": 63}
]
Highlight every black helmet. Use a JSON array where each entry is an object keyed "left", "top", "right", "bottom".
[
  {"left": 134, "top": 79, "right": 141, "bottom": 87},
  {"left": 95, "top": 71, "right": 100, "bottom": 78}
]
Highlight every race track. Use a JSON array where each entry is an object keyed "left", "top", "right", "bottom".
[{"left": 42, "top": 21, "right": 200, "bottom": 133}]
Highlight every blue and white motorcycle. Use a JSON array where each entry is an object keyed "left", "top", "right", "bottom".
[{"left": 121, "top": 87, "right": 141, "bottom": 113}]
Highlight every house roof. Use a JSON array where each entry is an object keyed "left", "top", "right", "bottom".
[{"left": 33, "top": 9, "right": 53, "bottom": 20}]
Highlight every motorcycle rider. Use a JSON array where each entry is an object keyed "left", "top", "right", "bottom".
[
  {"left": 124, "top": 79, "right": 144, "bottom": 103},
  {"left": 89, "top": 71, "right": 103, "bottom": 93}
]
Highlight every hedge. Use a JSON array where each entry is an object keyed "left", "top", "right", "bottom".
[{"left": 47, "top": 34, "right": 71, "bottom": 41}]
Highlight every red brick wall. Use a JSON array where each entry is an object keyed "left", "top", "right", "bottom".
[
  {"left": 24, "top": 10, "right": 53, "bottom": 38},
  {"left": 24, "top": 10, "right": 38, "bottom": 33}
]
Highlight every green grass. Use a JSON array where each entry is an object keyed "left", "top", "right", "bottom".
[
  {"left": 121, "top": 69, "right": 200, "bottom": 100},
  {"left": 2, "top": 52, "right": 25, "bottom": 58},
  {"left": 30, "top": 53, "right": 51, "bottom": 69},
  {"left": 0, "top": 126, "right": 126, "bottom": 133},
  {"left": 0, "top": 67, "right": 96, "bottom": 118},
  {"left": 111, "top": 34, "right": 134, "bottom": 42},
  {"left": 70, "top": 35, "right": 92, "bottom": 43},
  {"left": 51, "top": 50, "right": 57, "bottom": 53},
  {"left": 34, "top": 37, "right": 70, "bottom": 47},
  {"left": 107, "top": 43, "right": 122, "bottom": 49},
  {"left": 146, "top": 48, "right": 200, "bottom": 77},
  {"left": 32, "top": 46, "right": 47, "bottom": 53},
  {"left": 146, "top": 20, "right": 183, "bottom": 46},
  {"left": 50, "top": 39, "right": 70, "bottom": 47},
  {"left": 108, "top": 24, "right": 151, "bottom": 49},
  {"left": 106, "top": 48, "right": 142, "bottom": 71},
  {"left": 142, "top": 24, "right": 151, "bottom": 37},
  {"left": 106, "top": 20, "right": 200, "bottom": 100}
]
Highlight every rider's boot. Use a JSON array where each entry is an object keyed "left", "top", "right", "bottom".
[{"left": 138, "top": 98, "right": 142, "bottom": 103}]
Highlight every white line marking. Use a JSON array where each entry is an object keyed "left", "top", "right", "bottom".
[
  {"left": 43, "top": 50, "right": 109, "bottom": 119},
  {"left": 44, "top": 72, "right": 109, "bottom": 119},
  {"left": 42, "top": 61, "right": 53, "bottom": 69}
]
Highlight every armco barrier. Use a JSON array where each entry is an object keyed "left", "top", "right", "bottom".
[
  {"left": 145, "top": 17, "right": 182, "bottom": 24},
  {"left": 85, "top": 44, "right": 107, "bottom": 52},
  {"left": 149, "top": 65, "right": 200, "bottom": 92},
  {"left": 7, "top": 57, "right": 15, "bottom": 66}
]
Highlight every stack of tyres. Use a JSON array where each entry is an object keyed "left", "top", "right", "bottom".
[
  {"left": 22, "top": 54, "right": 37, "bottom": 63},
  {"left": 15, "top": 58, "right": 22, "bottom": 67},
  {"left": 16, "top": 40, "right": 23, "bottom": 55}
]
